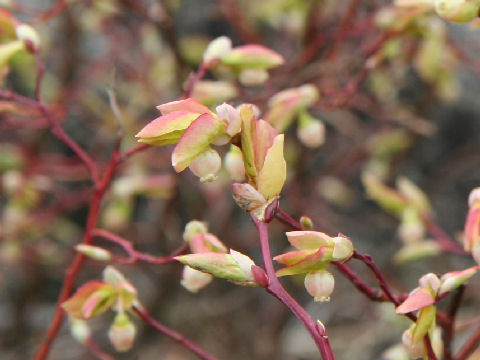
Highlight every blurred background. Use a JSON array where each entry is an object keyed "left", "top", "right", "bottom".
[{"left": 1, "top": 0, "right": 480, "bottom": 359}]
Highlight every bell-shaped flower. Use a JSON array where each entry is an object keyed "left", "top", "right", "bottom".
[
  {"left": 304, "top": 269, "right": 335, "bottom": 302},
  {"left": 265, "top": 84, "right": 319, "bottom": 131},
  {"left": 297, "top": 112, "right": 325, "bottom": 148},
  {"left": 108, "top": 312, "right": 136, "bottom": 352},
  {"left": 224, "top": 145, "right": 245, "bottom": 181}
]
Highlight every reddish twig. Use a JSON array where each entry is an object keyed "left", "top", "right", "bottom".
[
  {"left": 85, "top": 337, "right": 115, "bottom": 360},
  {"left": 424, "top": 218, "right": 467, "bottom": 255},
  {"left": 252, "top": 216, "right": 335, "bottom": 360},
  {"left": 456, "top": 325, "right": 480, "bottom": 360},
  {"left": 91, "top": 228, "right": 188, "bottom": 264},
  {"left": 132, "top": 306, "right": 219, "bottom": 360},
  {"left": 443, "top": 286, "right": 465, "bottom": 360}
]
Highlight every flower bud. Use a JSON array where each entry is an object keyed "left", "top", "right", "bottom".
[
  {"left": 183, "top": 220, "right": 208, "bottom": 243},
  {"left": 300, "top": 216, "right": 314, "bottom": 230},
  {"left": 238, "top": 68, "right": 269, "bottom": 86},
  {"left": 188, "top": 148, "right": 222, "bottom": 183},
  {"left": 75, "top": 244, "right": 112, "bottom": 261},
  {"left": 203, "top": 36, "right": 232, "bottom": 64},
  {"left": 216, "top": 103, "right": 241, "bottom": 137},
  {"left": 109, "top": 312, "right": 136, "bottom": 352},
  {"left": 180, "top": 266, "right": 213, "bottom": 293},
  {"left": 297, "top": 112, "right": 325, "bottom": 148},
  {"left": 69, "top": 317, "right": 91, "bottom": 345},
  {"left": 418, "top": 273, "right": 440, "bottom": 293},
  {"left": 402, "top": 326, "right": 425, "bottom": 358},
  {"left": 434, "top": 0, "right": 480, "bottom": 23},
  {"left": 304, "top": 270, "right": 335, "bottom": 302},
  {"left": 224, "top": 145, "right": 245, "bottom": 181},
  {"left": 15, "top": 23, "right": 40, "bottom": 51},
  {"left": 332, "top": 236, "right": 354, "bottom": 261}
]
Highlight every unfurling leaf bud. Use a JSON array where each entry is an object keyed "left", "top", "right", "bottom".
[
  {"left": 216, "top": 103, "right": 242, "bottom": 137},
  {"left": 434, "top": 0, "right": 480, "bottom": 23},
  {"left": 183, "top": 220, "right": 208, "bottom": 243},
  {"left": 109, "top": 312, "right": 136, "bottom": 352},
  {"left": 300, "top": 216, "right": 314, "bottom": 230},
  {"left": 332, "top": 236, "right": 354, "bottom": 261},
  {"left": 203, "top": 36, "right": 232, "bottom": 64},
  {"left": 438, "top": 266, "right": 478, "bottom": 295},
  {"left": 238, "top": 68, "right": 269, "bottom": 86},
  {"left": 304, "top": 270, "right": 335, "bottom": 302},
  {"left": 180, "top": 266, "right": 213, "bottom": 293},
  {"left": 188, "top": 148, "right": 222, "bottom": 183},
  {"left": 297, "top": 112, "right": 325, "bottom": 148},
  {"left": 15, "top": 23, "right": 40, "bottom": 51},
  {"left": 69, "top": 317, "right": 91, "bottom": 345},
  {"left": 75, "top": 244, "right": 112, "bottom": 261}
]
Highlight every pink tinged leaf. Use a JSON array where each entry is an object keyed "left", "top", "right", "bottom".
[
  {"left": 62, "top": 281, "right": 109, "bottom": 319},
  {"left": 412, "top": 305, "right": 436, "bottom": 345},
  {"left": 171, "top": 113, "right": 226, "bottom": 172},
  {"left": 275, "top": 247, "right": 334, "bottom": 277},
  {"left": 273, "top": 249, "right": 318, "bottom": 266},
  {"left": 156, "top": 98, "right": 213, "bottom": 116},
  {"left": 221, "top": 44, "right": 285, "bottom": 69},
  {"left": 395, "top": 288, "right": 435, "bottom": 314},
  {"left": 135, "top": 111, "right": 200, "bottom": 145},
  {"left": 464, "top": 205, "right": 480, "bottom": 252},
  {"left": 439, "top": 265, "right": 478, "bottom": 295},
  {"left": 175, "top": 253, "right": 249, "bottom": 281},
  {"left": 257, "top": 134, "right": 286, "bottom": 200},
  {"left": 286, "top": 231, "right": 334, "bottom": 250},
  {"left": 254, "top": 119, "right": 277, "bottom": 172},
  {"left": 81, "top": 289, "right": 114, "bottom": 319}
]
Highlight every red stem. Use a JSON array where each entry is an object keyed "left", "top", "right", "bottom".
[
  {"left": 91, "top": 228, "right": 188, "bottom": 264},
  {"left": 33, "top": 151, "right": 121, "bottom": 360},
  {"left": 132, "top": 306, "right": 219, "bottom": 360},
  {"left": 252, "top": 216, "right": 335, "bottom": 360},
  {"left": 456, "top": 325, "right": 480, "bottom": 360}
]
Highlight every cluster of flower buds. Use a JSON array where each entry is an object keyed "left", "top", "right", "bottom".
[
  {"left": 176, "top": 221, "right": 268, "bottom": 288},
  {"left": 0, "top": 9, "right": 40, "bottom": 72},
  {"left": 464, "top": 187, "right": 480, "bottom": 264},
  {"left": 362, "top": 173, "right": 442, "bottom": 263},
  {"left": 396, "top": 267, "right": 477, "bottom": 357},
  {"left": 274, "top": 231, "right": 354, "bottom": 302},
  {"left": 202, "top": 36, "right": 284, "bottom": 86},
  {"left": 62, "top": 266, "right": 138, "bottom": 352}
]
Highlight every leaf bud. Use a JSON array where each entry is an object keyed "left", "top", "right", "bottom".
[
  {"left": 15, "top": 23, "right": 40, "bottom": 52},
  {"left": 183, "top": 220, "right": 208, "bottom": 243},
  {"left": 75, "top": 244, "right": 112, "bottom": 261},
  {"left": 300, "top": 216, "right": 314, "bottom": 230},
  {"left": 203, "top": 36, "right": 232, "bottom": 64}
]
